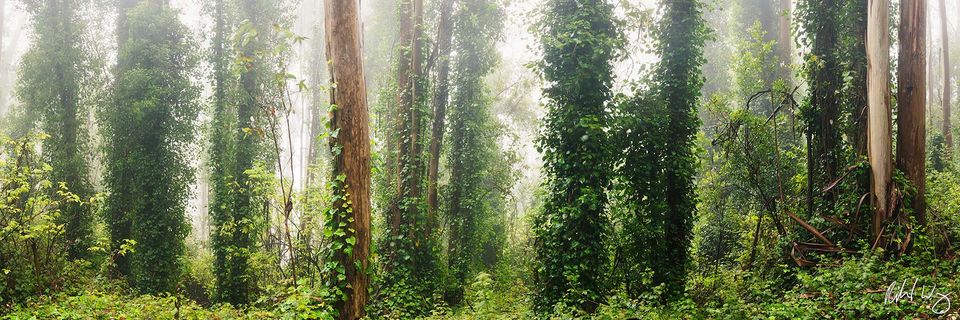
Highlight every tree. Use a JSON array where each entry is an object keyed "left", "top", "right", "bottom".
[
  {"left": 778, "top": 0, "right": 791, "bottom": 76},
  {"left": 103, "top": 0, "right": 199, "bottom": 293},
  {"left": 652, "top": 0, "right": 706, "bottom": 300},
  {"left": 940, "top": 0, "right": 952, "bottom": 149},
  {"left": 426, "top": 0, "right": 453, "bottom": 232},
  {"left": 322, "top": 0, "right": 371, "bottom": 318},
  {"left": 208, "top": 0, "right": 282, "bottom": 305},
  {"left": 897, "top": 0, "right": 927, "bottom": 225},
  {"left": 797, "top": 0, "right": 843, "bottom": 216},
  {"left": 376, "top": 0, "right": 438, "bottom": 314},
  {"left": 866, "top": 0, "right": 892, "bottom": 244},
  {"left": 106, "top": 0, "right": 141, "bottom": 279},
  {"left": 17, "top": 0, "right": 94, "bottom": 261},
  {"left": 445, "top": 0, "right": 504, "bottom": 304},
  {"left": 1, "top": 0, "right": 4, "bottom": 85},
  {"left": 532, "top": 0, "right": 620, "bottom": 312},
  {"left": 839, "top": 0, "right": 868, "bottom": 158}
]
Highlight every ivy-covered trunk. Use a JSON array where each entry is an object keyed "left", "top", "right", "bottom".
[
  {"left": 323, "top": 0, "right": 372, "bottom": 317},
  {"left": 532, "top": 0, "right": 620, "bottom": 313}
]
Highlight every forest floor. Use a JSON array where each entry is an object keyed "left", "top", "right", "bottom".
[{"left": 6, "top": 254, "right": 960, "bottom": 319}]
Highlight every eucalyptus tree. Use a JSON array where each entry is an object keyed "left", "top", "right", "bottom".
[
  {"left": 797, "top": 0, "right": 843, "bottom": 216},
  {"left": 16, "top": 0, "right": 94, "bottom": 261},
  {"left": 897, "top": 0, "right": 927, "bottom": 225},
  {"left": 376, "top": 0, "right": 439, "bottom": 315},
  {"left": 102, "top": 0, "right": 199, "bottom": 294},
  {"left": 426, "top": 0, "right": 453, "bottom": 232},
  {"left": 531, "top": 0, "right": 621, "bottom": 312},
  {"left": 650, "top": 0, "right": 706, "bottom": 301},
  {"left": 207, "top": 0, "right": 283, "bottom": 305},
  {"left": 445, "top": 0, "right": 504, "bottom": 304},
  {"left": 322, "top": 0, "right": 371, "bottom": 317},
  {"left": 940, "top": 0, "right": 952, "bottom": 150},
  {"left": 866, "top": 0, "right": 892, "bottom": 246}
]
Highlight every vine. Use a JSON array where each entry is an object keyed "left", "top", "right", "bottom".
[{"left": 532, "top": 0, "right": 622, "bottom": 313}]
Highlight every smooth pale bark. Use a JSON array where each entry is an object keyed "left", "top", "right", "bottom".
[
  {"left": 940, "top": 0, "right": 952, "bottom": 148},
  {"left": 426, "top": 0, "right": 454, "bottom": 231},
  {"left": 897, "top": 0, "right": 927, "bottom": 225},
  {"left": 867, "top": 0, "right": 892, "bottom": 243},
  {"left": 324, "top": 0, "right": 371, "bottom": 318}
]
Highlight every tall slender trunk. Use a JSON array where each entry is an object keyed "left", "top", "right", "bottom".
[
  {"left": 324, "top": 0, "right": 371, "bottom": 317},
  {"left": 308, "top": 1, "right": 327, "bottom": 187},
  {"left": 110, "top": 0, "right": 140, "bottom": 280},
  {"left": 118, "top": 0, "right": 138, "bottom": 45},
  {"left": 778, "top": 0, "right": 791, "bottom": 78},
  {"left": 426, "top": 0, "right": 454, "bottom": 232},
  {"left": 390, "top": 0, "right": 425, "bottom": 246},
  {"left": 940, "top": 0, "right": 952, "bottom": 148},
  {"left": 1, "top": 0, "right": 4, "bottom": 96},
  {"left": 850, "top": 0, "right": 869, "bottom": 159},
  {"left": 867, "top": 0, "right": 892, "bottom": 245},
  {"left": 897, "top": 0, "right": 927, "bottom": 226},
  {"left": 0, "top": 0, "right": 5, "bottom": 116}
]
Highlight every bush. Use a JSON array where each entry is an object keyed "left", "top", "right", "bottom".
[{"left": 0, "top": 132, "right": 96, "bottom": 306}]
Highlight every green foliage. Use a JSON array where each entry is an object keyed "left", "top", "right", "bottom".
[
  {"left": 531, "top": 0, "right": 622, "bottom": 313},
  {"left": 101, "top": 1, "right": 199, "bottom": 294},
  {"left": 372, "top": 1, "right": 442, "bottom": 316},
  {"left": 207, "top": 0, "right": 286, "bottom": 306},
  {"left": 318, "top": 173, "right": 355, "bottom": 317},
  {"left": 611, "top": 0, "right": 707, "bottom": 303},
  {"left": 795, "top": 0, "right": 868, "bottom": 219},
  {"left": 444, "top": 0, "right": 508, "bottom": 304},
  {"left": 0, "top": 133, "right": 94, "bottom": 304},
  {"left": 926, "top": 166, "right": 960, "bottom": 255},
  {"left": 17, "top": 0, "right": 97, "bottom": 262}
]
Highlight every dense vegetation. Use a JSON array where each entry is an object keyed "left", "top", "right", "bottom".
[{"left": 2, "top": 0, "right": 960, "bottom": 319}]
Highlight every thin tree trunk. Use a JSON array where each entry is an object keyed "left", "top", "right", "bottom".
[
  {"left": 778, "top": 0, "right": 791, "bottom": 77},
  {"left": 867, "top": 0, "right": 892, "bottom": 244},
  {"left": 426, "top": 0, "right": 454, "bottom": 232},
  {"left": 324, "top": 0, "right": 371, "bottom": 318},
  {"left": 118, "top": 0, "right": 138, "bottom": 45},
  {"left": 1, "top": 0, "right": 4, "bottom": 88},
  {"left": 0, "top": 0, "right": 5, "bottom": 116},
  {"left": 897, "top": 0, "right": 927, "bottom": 226},
  {"left": 940, "top": 0, "right": 952, "bottom": 148},
  {"left": 391, "top": 0, "right": 425, "bottom": 238}
]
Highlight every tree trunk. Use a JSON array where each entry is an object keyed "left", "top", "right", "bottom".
[
  {"left": 324, "top": 0, "right": 371, "bottom": 318},
  {"left": 897, "top": 0, "right": 927, "bottom": 226},
  {"left": 940, "top": 0, "right": 952, "bottom": 148},
  {"left": 426, "top": 0, "right": 454, "bottom": 232},
  {"left": 867, "top": 0, "right": 892, "bottom": 244},
  {"left": 1, "top": 0, "right": 4, "bottom": 87},
  {"left": 778, "top": 0, "right": 791, "bottom": 77},
  {"left": 0, "top": 0, "right": 5, "bottom": 116},
  {"left": 118, "top": 0, "right": 138, "bottom": 45},
  {"left": 308, "top": 1, "right": 327, "bottom": 186},
  {"left": 391, "top": 0, "right": 425, "bottom": 241}
]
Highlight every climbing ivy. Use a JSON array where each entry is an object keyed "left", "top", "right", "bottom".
[
  {"left": 208, "top": 0, "right": 285, "bottom": 305},
  {"left": 102, "top": 1, "right": 199, "bottom": 294},
  {"left": 16, "top": 0, "right": 97, "bottom": 261},
  {"left": 444, "top": 0, "right": 506, "bottom": 304},
  {"left": 613, "top": 0, "right": 707, "bottom": 303},
  {"left": 531, "top": 0, "right": 622, "bottom": 313}
]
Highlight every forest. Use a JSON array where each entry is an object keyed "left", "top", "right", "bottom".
[{"left": 1, "top": 0, "right": 960, "bottom": 318}]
